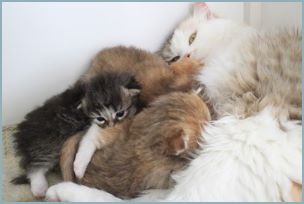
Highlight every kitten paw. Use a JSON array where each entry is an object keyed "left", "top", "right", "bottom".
[
  {"left": 46, "top": 182, "right": 120, "bottom": 202},
  {"left": 45, "top": 182, "right": 76, "bottom": 202},
  {"left": 30, "top": 175, "right": 48, "bottom": 198},
  {"left": 73, "top": 158, "right": 87, "bottom": 179},
  {"left": 32, "top": 186, "right": 48, "bottom": 199},
  {"left": 45, "top": 186, "right": 60, "bottom": 202}
]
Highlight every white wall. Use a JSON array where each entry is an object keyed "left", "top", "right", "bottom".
[
  {"left": 245, "top": 2, "right": 302, "bottom": 30},
  {"left": 261, "top": 2, "right": 302, "bottom": 30},
  {"left": 2, "top": 2, "right": 245, "bottom": 126}
]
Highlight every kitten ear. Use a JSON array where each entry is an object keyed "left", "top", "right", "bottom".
[
  {"left": 121, "top": 86, "right": 141, "bottom": 97},
  {"left": 129, "top": 88, "right": 141, "bottom": 97},
  {"left": 80, "top": 98, "right": 87, "bottom": 112},
  {"left": 122, "top": 75, "right": 141, "bottom": 97},
  {"left": 166, "top": 129, "right": 188, "bottom": 156},
  {"left": 73, "top": 81, "right": 87, "bottom": 110},
  {"left": 193, "top": 2, "right": 216, "bottom": 20},
  {"left": 126, "top": 75, "right": 141, "bottom": 90}
]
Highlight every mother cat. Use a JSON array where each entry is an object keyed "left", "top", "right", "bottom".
[{"left": 46, "top": 3, "right": 302, "bottom": 201}]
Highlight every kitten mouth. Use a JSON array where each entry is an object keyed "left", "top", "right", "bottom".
[
  {"left": 97, "top": 124, "right": 106, "bottom": 128},
  {"left": 108, "top": 121, "right": 114, "bottom": 127}
]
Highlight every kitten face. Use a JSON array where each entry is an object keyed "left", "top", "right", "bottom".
[
  {"left": 161, "top": 3, "right": 215, "bottom": 64},
  {"left": 82, "top": 72, "right": 141, "bottom": 128}
]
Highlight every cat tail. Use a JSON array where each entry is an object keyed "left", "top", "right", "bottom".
[
  {"left": 11, "top": 174, "right": 29, "bottom": 184},
  {"left": 60, "top": 131, "right": 83, "bottom": 182}
]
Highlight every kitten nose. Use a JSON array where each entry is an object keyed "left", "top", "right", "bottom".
[
  {"left": 185, "top": 53, "right": 191, "bottom": 58},
  {"left": 108, "top": 121, "right": 114, "bottom": 127}
]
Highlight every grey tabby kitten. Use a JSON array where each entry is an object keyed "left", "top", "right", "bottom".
[
  {"left": 81, "top": 72, "right": 142, "bottom": 128},
  {"left": 12, "top": 71, "right": 141, "bottom": 198}
]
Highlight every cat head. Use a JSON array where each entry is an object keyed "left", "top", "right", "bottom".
[
  {"left": 81, "top": 72, "right": 141, "bottom": 128},
  {"left": 132, "top": 92, "right": 210, "bottom": 157},
  {"left": 161, "top": 2, "right": 220, "bottom": 64},
  {"left": 157, "top": 92, "right": 211, "bottom": 157}
]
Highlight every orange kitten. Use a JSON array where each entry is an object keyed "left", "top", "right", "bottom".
[{"left": 60, "top": 92, "right": 210, "bottom": 198}]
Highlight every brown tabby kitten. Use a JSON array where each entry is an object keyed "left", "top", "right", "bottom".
[
  {"left": 81, "top": 46, "right": 201, "bottom": 104},
  {"left": 60, "top": 92, "right": 211, "bottom": 199},
  {"left": 70, "top": 46, "right": 203, "bottom": 180}
]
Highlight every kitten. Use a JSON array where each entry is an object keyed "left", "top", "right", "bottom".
[
  {"left": 60, "top": 91, "right": 211, "bottom": 199},
  {"left": 82, "top": 46, "right": 201, "bottom": 104},
  {"left": 12, "top": 71, "right": 141, "bottom": 198},
  {"left": 72, "top": 46, "right": 202, "bottom": 179},
  {"left": 73, "top": 71, "right": 142, "bottom": 179}
]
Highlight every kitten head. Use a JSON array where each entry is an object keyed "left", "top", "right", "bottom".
[
  {"left": 160, "top": 2, "right": 219, "bottom": 64},
  {"left": 81, "top": 72, "right": 141, "bottom": 128},
  {"left": 132, "top": 91, "right": 211, "bottom": 157}
]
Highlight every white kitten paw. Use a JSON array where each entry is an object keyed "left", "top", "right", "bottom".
[
  {"left": 46, "top": 182, "right": 79, "bottom": 202},
  {"left": 46, "top": 182, "right": 120, "bottom": 202},
  {"left": 73, "top": 157, "right": 88, "bottom": 179},
  {"left": 30, "top": 176, "right": 48, "bottom": 198},
  {"left": 45, "top": 185, "right": 60, "bottom": 202},
  {"left": 31, "top": 184, "right": 48, "bottom": 198}
]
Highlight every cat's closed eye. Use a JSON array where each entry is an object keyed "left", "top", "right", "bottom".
[
  {"left": 169, "top": 56, "right": 180, "bottom": 64},
  {"left": 116, "top": 110, "right": 128, "bottom": 120},
  {"left": 189, "top": 32, "right": 197, "bottom": 45}
]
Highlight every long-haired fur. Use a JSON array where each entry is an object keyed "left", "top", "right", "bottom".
[
  {"left": 12, "top": 83, "right": 89, "bottom": 182},
  {"left": 60, "top": 92, "right": 210, "bottom": 199}
]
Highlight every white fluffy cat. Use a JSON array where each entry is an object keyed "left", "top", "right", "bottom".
[{"left": 46, "top": 2, "right": 302, "bottom": 201}]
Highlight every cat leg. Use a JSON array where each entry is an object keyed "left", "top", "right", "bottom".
[
  {"left": 27, "top": 167, "right": 49, "bottom": 198},
  {"left": 73, "top": 124, "right": 102, "bottom": 179},
  {"left": 46, "top": 182, "right": 168, "bottom": 202},
  {"left": 45, "top": 182, "right": 121, "bottom": 202}
]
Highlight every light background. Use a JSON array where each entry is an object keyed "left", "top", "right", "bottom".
[{"left": 2, "top": 2, "right": 302, "bottom": 125}]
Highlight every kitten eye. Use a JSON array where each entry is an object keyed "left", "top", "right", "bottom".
[
  {"left": 116, "top": 110, "right": 127, "bottom": 120},
  {"left": 95, "top": 116, "right": 106, "bottom": 124},
  {"left": 189, "top": 32, "right": 197, "bottom": 45},
  {"left": 169, "top": 56, "right": 180, "bottom": 64}
]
